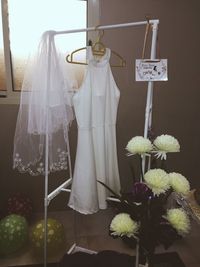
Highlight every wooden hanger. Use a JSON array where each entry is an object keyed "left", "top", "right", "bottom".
[{"left": 66, "top": 26, "right": 126, "bottom": 67}]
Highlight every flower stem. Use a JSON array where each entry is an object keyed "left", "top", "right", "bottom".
[
  {"left": 139, "top": 156, "right": 144, "bottom": 182},
  {"left": 135, "top": 239, "right": 140, "bottom": 267}
]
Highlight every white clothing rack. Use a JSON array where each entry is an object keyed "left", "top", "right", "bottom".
[
  {"left": 53, "top": 19, "right": 159, "bottom": 35},
  {"left": 44, "top": 19, "right": 159, "bottom": 267}
]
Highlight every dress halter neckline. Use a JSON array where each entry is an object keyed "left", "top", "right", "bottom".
[{"left": 87, "top": 46, "right": 110, "bottom": 67}]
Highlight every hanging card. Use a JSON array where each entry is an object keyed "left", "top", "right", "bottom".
[{"left": 135, "top": 59, "right": 168, "bottom": 81}]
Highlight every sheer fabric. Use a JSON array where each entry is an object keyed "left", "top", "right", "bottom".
[{"left": 13, "top": 31, "right": 75, "bottom": 176}]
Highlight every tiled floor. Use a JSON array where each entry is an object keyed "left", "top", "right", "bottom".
[{"left": 0, "top": 209, "right": 200, "bottom": 267}]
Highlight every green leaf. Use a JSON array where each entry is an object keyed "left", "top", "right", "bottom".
[{"left": 97, "top": 180, "right": 123, "bottom": 201}]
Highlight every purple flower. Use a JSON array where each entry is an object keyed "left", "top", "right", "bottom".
[{"left": 130, "top": 182, "right": 153, "bottom": 203}]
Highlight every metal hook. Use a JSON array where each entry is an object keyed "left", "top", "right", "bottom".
[
  {"left": 95, "top": 25, "right": 104, "bottom": 42},
  {"left": 145, "top": 14, "right": 151, "bottom": 24}
]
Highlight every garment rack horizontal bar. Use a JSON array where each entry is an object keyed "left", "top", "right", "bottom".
[
  {"left": 107, "top": 196, "right": 121, "bottom": 203},
  {"left": 53, "top": 19, "right": 159, "bottom": 36},
  {"left": 59, "top": 187, "right": 121, "bottom": 203},
  {"left": 61, "top": 188, "right": 71, "bottom": 193},
  {"left": 47, "top": 178, "right": 72, "bottom": 204},
  {"left": 67, "top": 243, "right": 77, "bottom": 255}
]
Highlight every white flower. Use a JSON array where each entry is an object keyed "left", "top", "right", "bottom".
[
  {"left": 154, "top": 134, "right": 180, "bottom": 152},
  {"left": 165, "top": 208, "right": 190, "bottom": 235},
  {"left": 153, "top": 134, "right": 180, "bottom": 160},
  {"left": 110, "top": 213, "right": 139, "bottom": 238},
  {"left": 169, "top": 172, "right": 190, "bottom": 195},
  {"left": 144, "top": 169, "right": 170, "bottom": 196},
  {"left": 126, "top": 136, "right": 153, "bottom": 156}
]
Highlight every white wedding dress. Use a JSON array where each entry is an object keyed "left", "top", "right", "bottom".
[{"left": 68, "top": 46, "right": 121, "bottom": 214}]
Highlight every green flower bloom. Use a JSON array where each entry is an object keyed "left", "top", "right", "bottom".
[
  {"left": 165, "top": 208, "right": 190, "bottom": 235},
  {"left": 144, "top": 169, "right": 170, "bottom": 196},
  {"left": 126, "top": 136, "right": 153, "bottom": 155},
  {"left": 169, "top": 172, "right": 190, "bottom": 195},
  {"left": 110, "top": 213, "right": 139, "bottom": 238}
]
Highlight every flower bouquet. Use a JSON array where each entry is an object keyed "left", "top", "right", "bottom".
[{"left": 99, "top": 134, "right": 191, "bottom": 267}]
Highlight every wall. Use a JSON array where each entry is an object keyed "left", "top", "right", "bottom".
[
  {"left": 100, "top": 0, "right": 200, "bottom": 191},
  {"left": 0, "top": 0, "right": 200, "bottom": 212}
]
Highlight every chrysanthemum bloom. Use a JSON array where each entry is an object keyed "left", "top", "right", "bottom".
[
  {"left": 144, "top": 169, "right": 170, "bottom": 196},
  {"left": 165, "top": 208, "right": 190, "bottom": 235},
  {"left": 153, "top": 134, "right": 180, "bottom": 160},
  {"left": 110, "top": 213, "right": 139, "bottom": 238},
  {"left": 126, "top": 136, "right": 153, "bottom": 156},
  {"left": 169, "top": 172, "right": 190, "bottom": 195}
]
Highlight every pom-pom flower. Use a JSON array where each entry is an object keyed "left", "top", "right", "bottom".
[
  {"left": 165, "top": 208, "right": 190, "bottom": 235},
  {"left": 153, "top": 134, "right": 180, "bottom": 160},
  {"left": 169, "top": 172, "right": 190, "bottom": 195},
  {"left": 110, "top": 213, "right": 139, "bottom": 238},
  {"left": 126, "top": 136, "right": 153, "bottom": 156},
  {"left": 144, "top": 169, "right": 170, "bottom": 196}
]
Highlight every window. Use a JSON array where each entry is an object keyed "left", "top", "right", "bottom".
[
  {"left": 0, "top": 2, "right": 6, "bottom": 93},
  {"left": 0, "top": 0, "right": 100, "bottom": 104}
]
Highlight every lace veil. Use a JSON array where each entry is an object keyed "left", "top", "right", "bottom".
[{"left": 13, "top": 31, "right": 75, "bottom": 176}]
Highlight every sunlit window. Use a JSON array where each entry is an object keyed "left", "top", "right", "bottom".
[
  {"left": 0, "top": 3, "right": 6, "bottom": 92},
  {"left": 7, "top": 0, "right": 87, "bottom": 91}
]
